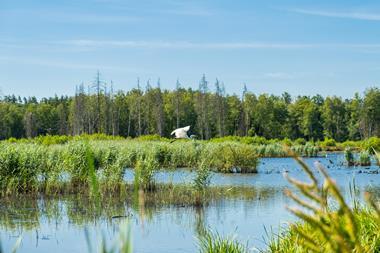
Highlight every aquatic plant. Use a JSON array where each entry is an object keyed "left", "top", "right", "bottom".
[
  {"left": 344, "top": 147, "right": 355, "bottom": 166},
  {"left": 198, "top": 230, "right": 247, "bottom": 253},
  {"left": 0, "top": 143, "right": 45, "bottom": 194},
  {"left": 193, "top": 159, "right": 212, "bottom": 192},
  {"left": 359, "top": 151, "right": 371, "bottom": 166},
  {"left": 134, "top": 155, "right": 158, "bottom": 191},
  {"left": 207, "top": 142, "right": 258, "bottom": 173}
]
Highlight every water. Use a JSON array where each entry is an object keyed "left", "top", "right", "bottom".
[{"left": 0, "top": 153, "right": 379, "bottom": 252}]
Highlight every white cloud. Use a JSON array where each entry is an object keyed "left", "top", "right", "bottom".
[
  {"left": 263, "top": 72, "right": 296, "bottom": 80},
  {"left": 290, "top": 8, "right": 380, "bottom": 21},
  {"left": 59, "top": 40, "right": 319, "bottom": 49},
  {"left": 58, "top": 40, "right": 380, "bottom": 50},
  {"left": 2, "top": 39, "right": 380, "bottom": 51}
]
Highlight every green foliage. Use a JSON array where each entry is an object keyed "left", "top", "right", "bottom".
[
  {"left": 344, "top": 147, "right": 355, "bottom": 166},
  {"left": 270, "top": 155, "right": 380, "bottom": 253},
  {"left": 359, "top": 151, "right": 371, "bottom": 166},
  {"left": 193, "top": 159, "right": 212, "bottom": 192},
  {"left": 294, "top": 138, "right": 306, "bottom": 145},
  {"left": 134, "top": 155, "right": 158, "bottom": 191},
  {"left": 281, "top": 138, "right": 292, "bottom": 146},
  {"left": 211, "top": 136, "right": 269, "bottom": 145},
  {"left": 198, "top": 230, "right": 247, "bottom": 253},
  {"left": 361, "top": 136, "right": 380, "bottom": 152},
  {"left": 268, "top": 210, "right": 380, "bottom": 253},
  {"left": 318, "top": 137, "right": 337, "bottom": 150},
  {"left": 63, "top": 142, "right": 93, "bottom": 185},
  {"left": 1, "top": 86, "right": 380, "bottom": 142},
  {"left": 135, "top": 134, "right": 168, "bottom": 142},
  {"left": 0, "top": 143, "right": 45, "bottom": 193},
  {"left": 207, "top": 142, "right": 259, "bottom": 173}
]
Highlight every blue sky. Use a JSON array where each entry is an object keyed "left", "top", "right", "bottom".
[{"left": 0, "top": 0, "right": 379, "bottom": 98}]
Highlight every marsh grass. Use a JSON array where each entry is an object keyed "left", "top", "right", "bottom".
[
  {"left": 270, "top": 151, "right": 380, "bottom": 253},
  {"left": 0, "top": 137, "right": 327, "bottom": 195},
  {"left": 252, "top": 143, "right": 319, "bottom": 158},
  {"left": 344, "top": 147, "right": 355, "bottom": 166},
  {"left": 0, "top": 140, "right": 262, "bottom": 195},
  {"left": 359, "top": 150, "right": 371, "bottom": 166},
  {"left": 198, "top": 230, "right": 247, "bottom": 253},
  {"left": 133, "top": 155, "right": 158, "bottom": 191}
]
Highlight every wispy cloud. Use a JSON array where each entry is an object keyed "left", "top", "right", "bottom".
[
  {"left": 290, "top": 8, "right": 380, "bottom": 21},
  {"left": 59, "top": 40, "right": 380, "bottom": 50},
  {"left": 1, "top": 9, "right": 140, "bottom": 24},
  {"left": 263, "top": 72, "right": 296, "bottom": 80},
  {"left": 0, "top": 56, "right": 139, "bottom": 72},
  {"left": 92, "top": 0, "right": 214, "bottom": 16},
  {"left": 2, "top": 39, "right": 380, "bottom": 51},
  {"left": 59, "top": 40, "right": 319, "bottom": 49}
]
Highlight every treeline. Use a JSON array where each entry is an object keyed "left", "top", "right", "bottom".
[{"left": 0, "top": 73, "right": 379, "bottom": 141}]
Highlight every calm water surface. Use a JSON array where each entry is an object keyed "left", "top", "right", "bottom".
[{"left": 1, "top": 154, "right": 379, "bottom": 252}]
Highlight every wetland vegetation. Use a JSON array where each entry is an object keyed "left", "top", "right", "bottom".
[{"left": 0, "top": 84, "right": 379, "bottom": 252}]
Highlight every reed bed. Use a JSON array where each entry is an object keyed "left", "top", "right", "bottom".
[
  {"left": 0, "top": 137, "right": 326, "bottom": 195},
  {"left": 252, "top": 143, "right": 319, "bottom": 158},
  {"left": 0, "top": 140, "right": 262, "bottom": 194}
]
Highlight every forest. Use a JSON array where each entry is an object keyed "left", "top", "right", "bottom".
[{"left": 0, "top": 73, "right": 379, "bottom": 141}]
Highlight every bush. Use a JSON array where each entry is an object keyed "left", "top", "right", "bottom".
[
  {"left": 294, "top": 138, "right": 306, "bottom": 145},
  {"left": 361, "top": 137, "right": 380, "bottom": 153}
]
